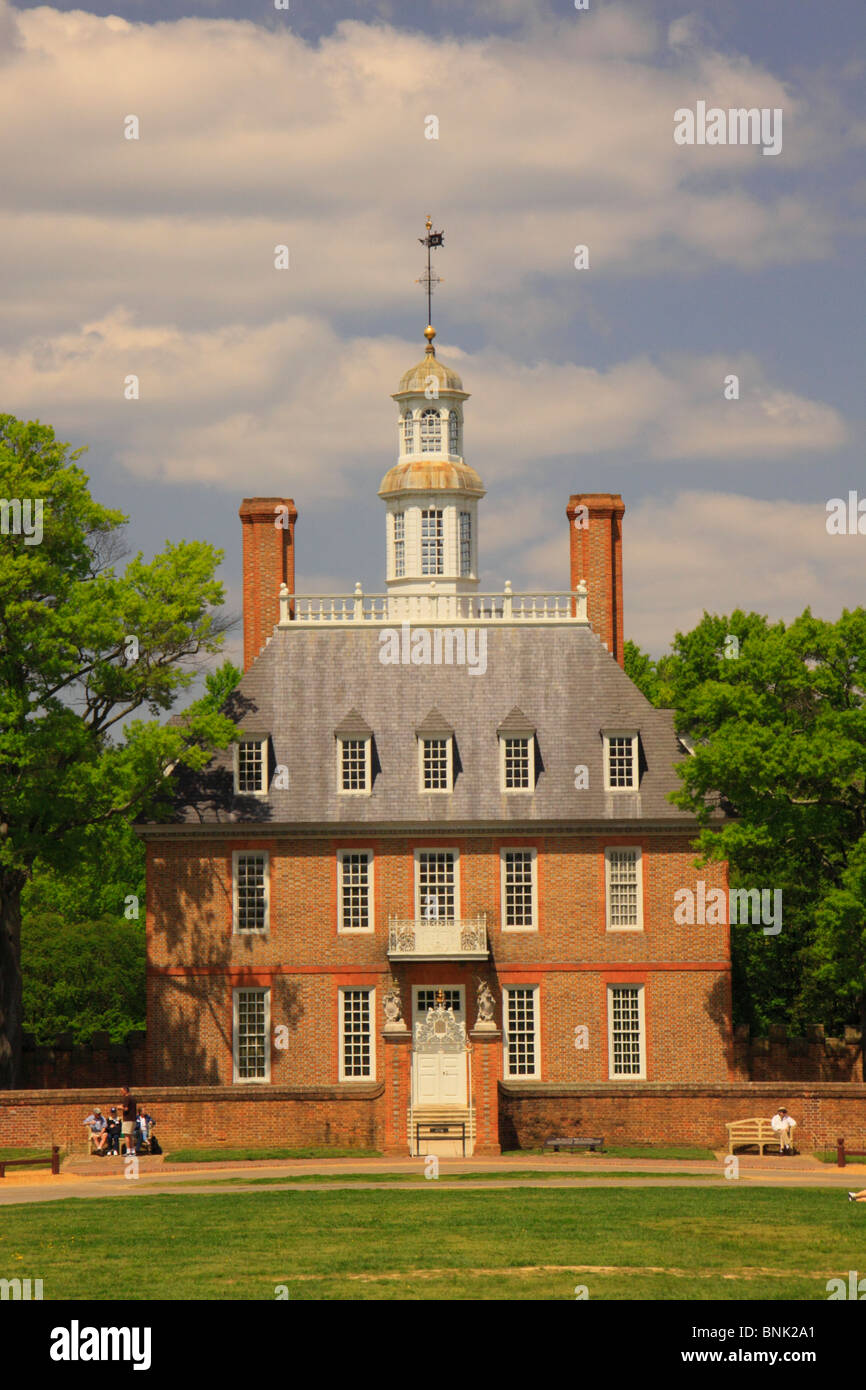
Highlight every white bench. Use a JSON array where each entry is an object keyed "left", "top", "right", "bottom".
[{"left": 726, "top": 1117, "right": 786, "bottom": 1155}]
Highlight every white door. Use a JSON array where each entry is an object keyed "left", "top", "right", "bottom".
[{"left": 412, "top": 1050, "right": 467, "bottom": 1106}]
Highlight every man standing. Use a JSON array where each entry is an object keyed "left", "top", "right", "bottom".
[
  {"left": 771, "top": 1106, "right": 796, "bottom": 1153},
  {"left": 119, "top": 1085, "right": 138, "bottom": 1157}
]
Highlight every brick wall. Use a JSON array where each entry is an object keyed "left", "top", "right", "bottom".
[
  {"left": 238, "top": 496, "right": 297, "bottom": 668},
  {"left": 0, "top": 1085, "right": 383, "bottom": 1153},
  {"left": 732, "top": 1025, "right": 862, "bottom": 1082},
  {"left": 21, "top": 1032, "right": 146, "bottom": 1089},
  {"left": 499, "top": 1082, "right": 866, "bottom": 1150},
  {"left": 566, "top": 493, "right": 625, "bottom": 665}
]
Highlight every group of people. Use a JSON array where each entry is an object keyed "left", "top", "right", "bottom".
[{"left": 83, "top": 1086, "right": 158, "bottom": 1157}]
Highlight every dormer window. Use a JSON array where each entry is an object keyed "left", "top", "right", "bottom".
[
  {"left": 235, "top": 738, "right": 268, "bottom": 795},
  {"left": 402, "top": 412, "right": 414, "bottom": 453},
  {"left": 420, "top": 408, "right": 441, "bottom": 453},
  {"left": 497, "top": 709, "right": 537, "bottom": 793},
  {"left": 416, "top": 709, "right": 455, "bottom": 793},
  {"left": 335, "top": 710, "right": 373, "bottom": 795},
  {"left": 604, "top": 732, "right": 640, "bottom": 790},
  {"left": 448, "top": 410, "right": 459, "bottom": 453}
]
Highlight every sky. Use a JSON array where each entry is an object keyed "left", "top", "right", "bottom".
[{"left": 1, "top": 0, "right": 864, "bottom": 663}]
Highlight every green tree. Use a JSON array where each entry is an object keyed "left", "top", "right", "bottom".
[
  {"left": 0, "top": 416, "right": 240, "bottom": 1086},
  {"left": 630, "top": 608, "right": 866, "bottom": 1035}
]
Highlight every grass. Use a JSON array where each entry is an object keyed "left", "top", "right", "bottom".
[
  {"left": 0, "top": 1185, "right": 861, "bottom": 1300},
  {"left": 501, "top": 1145, "right": 716, "bottom": 1162},
  {"left": 0, "top": 1147, "right": 55, "bottom": 1163},
  {"left": 165, "top": 1145, "right": 382, "bottom": 1163},
  {"left": 171, "top": 1168, "right": 723, "bottom": 1188}
]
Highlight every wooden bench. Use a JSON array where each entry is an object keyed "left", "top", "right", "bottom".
[
  {"left": 544, "top": 1136, "right": 605, "bottom": 1153},
  {"left": 0, "top": 1147, "right": 60, "bottom": 1178},
  {"left": 836, "top": 1139, "right": 866, "bottom": 1168},
  {"left": 725, "top": 1117, "right": 789, "bottom": 1155}
]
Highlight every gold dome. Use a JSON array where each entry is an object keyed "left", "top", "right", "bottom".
[
  {"left": 378, "top": 459, "right": 485, "bottom": 498},
  {"left": 394, "top": 351, "right": 466, "bottom": 397}
]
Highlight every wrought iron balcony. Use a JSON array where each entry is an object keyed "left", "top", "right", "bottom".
[{"left": 387, "top": 914, "right": 489, "bottom": 961}]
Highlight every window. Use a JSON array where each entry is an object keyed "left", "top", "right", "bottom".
[
  {"left": 605, "top": 732, "right": 639, "bottom": 790},
  {"left": 421, "top": 508, "right": 444, "bottom": 575},
  {"left": 503, "top": 986, "right": 539, "bottom": 1078},
  {"left": 501, "top": 849, "right": 537, "bottom": 931},
  {"left": 233, "top": 852, "right": 269, "bottom": 933},
  {"left": 458, "top": 511, "right": 471, "bottom": 577},
  {"left": 420, "top": 408, "right": 441, "bottom": 453},
  {"left": 338, "top": 851, "right": 373, "bottom": 932},
  {"left": 420, "top": 736, "right": 452, "bottom": 792},
  {"left": 393, "top": 512, "right": 405, "bottom": 579},
  {"left": 416, "top": 849, "right": 458, "bottom": 921},
  {"left": 340, "top": 988, "right": 374, "bottom": 1079},
  {"left": 402, "top": 412, "right": 414, "bottom": 453},
  {"left": 449, "top": 410, "right": 459, "bottom": 453},
  {"left": 605, "top": 847, "right": 642, "bottom": 930},
  {"left": 414, "top": 986, "right": 464, "bottom": 1021},
  {"left": 608, "top": 984, "right": 645, "bottom": 1078},
  {"left": 339, "top": 737, "right": 370, "bottom": 794},
  {"left": 501, "top": 735, "right": 533, "bottom": 791},
  {"left": 235, "top": 739, "right": 267, "bottom": 795},
  {"left": 233, "top": 988, "right": 270, "bottom": 1081}
]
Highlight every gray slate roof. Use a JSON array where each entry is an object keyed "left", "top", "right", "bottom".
[{"left": 156, "top": 622, "right": 703, "bottom": 828}]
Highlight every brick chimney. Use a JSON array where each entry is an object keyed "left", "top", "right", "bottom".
[
  {"left": 566, "top": 493, "right": 625, "bottom": 666},
  {"left": 239, "top": 498, "right": 297, "bottom": 669}
]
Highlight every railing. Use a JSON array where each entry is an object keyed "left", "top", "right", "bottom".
[
  {"left": 387, "top": 915, "right": 489, "bottom": 960},
  {"left": 279, "top": 581, "right": 588, "bottom": 627}
]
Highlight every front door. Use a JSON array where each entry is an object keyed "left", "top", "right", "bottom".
[
  {"left": 413, "top": 1049, "right": 467, "bottom": 1107},
  {"left": 411, "top": 987, "right": 469, "bottom": 1111}
]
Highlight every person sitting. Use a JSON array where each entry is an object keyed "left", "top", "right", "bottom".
[
  {"left": 105, "top": 1108, "right": 122, "bottom": 1157},
  {"left": 136, "top": 1111, "right": 152, "bottom": 1153},
  {"left": 83, "top": 1108, "right": 108, "bottom": 1154},
  {"left": 770, "top": 1107, "right": 797, "bottom": 1154},
  {"left": 847, "top": 1190, "right": 866, "bottom": 1202}
]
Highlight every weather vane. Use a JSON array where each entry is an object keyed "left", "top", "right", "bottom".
[{"left": 416, "top": 215, "right": 445, "bottom": 341}]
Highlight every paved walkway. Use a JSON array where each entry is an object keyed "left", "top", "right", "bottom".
[{"left": 1, "top": 1151, "right": 864, "bottom": 1206}]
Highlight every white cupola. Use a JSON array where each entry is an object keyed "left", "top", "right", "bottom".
[{"left": 379, "top": 325, "right": 485, "bottom": 609}]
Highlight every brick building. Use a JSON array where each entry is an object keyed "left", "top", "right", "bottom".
[{"left": 141, "top": 325, "right": 732, "bottom": 1155}]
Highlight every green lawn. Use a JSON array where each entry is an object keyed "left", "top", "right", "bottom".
[
  {"left": 0, "top": 1148, "right": 54, "bottom": 1163},
  {"left": 165, "top": 1145, "right": 382, "bottom": 1163},
  {"left": 0, "top": 1185, "right": 860, "bottom": 1300},
  {"left": 167, "top": 1168, "right": 722, "bottom": 1188},
  {"left": 502, "top": 1144, "right": 716, "bottom": 1161}
]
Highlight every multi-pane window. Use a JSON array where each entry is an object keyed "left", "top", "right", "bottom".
[
  {"left": 606, "top": 734, "right": 638, "bottom": 789},
  {"left": 234, "top": 988, "right": 269, "bottom": 1080},
  {"left": 415, "top": 987, "right": 463, "bottom": 1020},
  {"left": 236, "top": 740, "right": 266, "bottom": 794},
  {"left": 417, "top": 850, "right": 457, "bottom": 921},
  {"left": 421, "top": 736, "right": 451, "bottom": 792},
  {"left": 234, "top": 852, "right": 268, "bottom": 933},
  {"left": 502, "top": 850, "right": 536, "bottom": 930},
  {"left": 458, "top": 511, "right": 471, "bottom": 577},
  {"left": 402, "top": 413, "right": 414, "bottom": 453},
  {"left": 449, "top": 410, "right": 459, "bottom": 453},
  {"left": 340, "top": 988, "right": 373, "bottom": 1079},
  {"left": 421, "top": 508, "right": 444, "bottom": 575},
  {"left": 340, "top": 737, "right": 369, "bottom": 793},
  {"left": 606, "top": 847, "right": 641, "bottom": 930},
  {"left": 609, "top": 985, "right": 644, "bottom": 1077},
  {"left": 502, "top": 735, "right": 532, "bottom": 790},
  {"left": 504, "top": 987, "right": 539, "bottom": 1078},
  {"left": 420, "top": 408, "right": 441, "bottom": 453},
  {"left": 393, "top": 512, "right": 405, "bottom": 578},
  {"left": 338, "top": 851, "right": 372, "bottom": 932}
]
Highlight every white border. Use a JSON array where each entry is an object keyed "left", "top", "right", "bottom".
[
  {"left": 232, "top": 850, "right": 270, "bottom": 935},
  {"left": 338, "top": 987, "right": 376, "bottom": 1082},
  {"left": 414, "top": 846, "right": 460, "bottom": 919},
  {"left": 500, "top": 847, "right": 538, "bottom": 932},
  {"left": 603, "top": 730, "right": 639, "bottom": 791},
  {"left": 607, "top": 983, "right": 646, "bottom": 1080},
  {"left": 337, "top": 849, "right": 375, "bottom": 934},
  {"left": 232, "top": 986, "right": 271, "bottom": 1083},
  {"left": 604, "top": 845, "right": 643, "bottom": 931},
  {"left": 502, "top": 984, "right": 541, "bottom": 1080}
]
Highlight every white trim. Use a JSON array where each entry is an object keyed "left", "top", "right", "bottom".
[
  {"left": 414, "top": 846, "right": 461, "bottom": 920},
  {"left": 607, "top": 983, "right": 646, "bottom": 1080},
  {"left": 604, "top": 845, "right": 643, "bottom": 931},
  {"left": 418, "top": 734, "right": 453, "bottom": 794},
  {"left": 233, "top": 738, "right": 269, "bottom": 797},
  {"left": 500, "top": 847, "right": 538, "bottom": 932},
  {"left": 337, "top": 849, "right": 375, "bottom": 934},
  {"left": 603, "top": 730, "right": 639, "bottom": 791},
  {"left": 232, "top": 850, "right": 270, "bottom": 935},
  {"left": 499, "top": 733, "right": 534, "bottom": 794},
  {"left": 502, "top": 984, "right": 540, "bottom": 1079},
  {"left": 336, "top": 735, "right": 372, "bottom": 796},
  {"left": 232, "top": 986, "right": 271, "bottom": 1083},
  {"left": 338, "top": 987, "right": 376, "bottom": 1081}
]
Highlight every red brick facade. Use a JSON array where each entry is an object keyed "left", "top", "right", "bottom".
[{"left": 566, "top": 493, "right": 626, "bottom": 666}]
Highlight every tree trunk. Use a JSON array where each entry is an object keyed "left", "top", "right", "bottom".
[{"left": 0, "top": 871, "right": 25, "bottom": 1089}]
